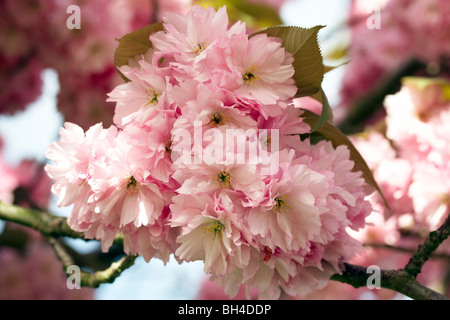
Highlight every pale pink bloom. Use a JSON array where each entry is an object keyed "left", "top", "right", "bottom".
[
  {"left": 350, "top": 131, "right": 414, "bottom": 216},
  {"left": 45, "top": 122, "right": 120, "bottom": 251},
  {"left": 283, "top": 233, "right": 363, "bottom": 298},
  {"left": 257, "top": 106, "right": 311, "bottom": 151},
  {"left": 211, "top": 245, "right": 298, "bottom": 299},
  {"left": 305, "top": 140, "right": 373, "bottom": 231},
  {"left": 155, "top": 0, "right": 192, "bottom": 20},
  {"left": 375, "top": 158, "right": 414, "bottom": 217},
  {"left": 122, "top": 206, "right": 178, "bottom": 263},
  {"left": 45, "top": 122, "right": 117, "bottom": 207},
  {"left": 408, "top": 161, "right": 450, "bottom": 231},
  {"left": 172, "top": 81, "right": 258, "bottom": 132},
  {"left": 107, "top": 61, "right": 174, "bottom": 127},
  {"left": 207, "top": 32, "right": 297, "bottom": 106},
  {"left": 350, "top": 131, "right": 396, "bottom": 171},
  {"left": 247, "top": 150, "right": 323, "bottom": 252},
  {"left": 46, "top": 121, "right": 177, "bottom": 258},
  {"left": 123, "top": 114, "right": 177, "bottom": 185},
  {"left": 86, "top": 130, "right": 170, "bottom": 232},
  {"left": 209, "top": 140, "right": 373, "bottom": 299},
  {"left": 170, "top": 193, "right": 251, "bottom": 276},
  {"left": 347, "top": 210, "right": 401, "bottom": 249},
  {"left": 173, "top": 155, "right": 265, "bottom": 202},
  {"left": 150, "top": 5, "right": 246, "bottom": 79},
  {"left": 385, "top": 84, "right": 450, "bottom": 163}
]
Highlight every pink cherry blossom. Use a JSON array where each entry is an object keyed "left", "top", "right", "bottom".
[
  {"left": 150, "top": 5, "right": 246, "bottom": 79},
  {"left": 44, "top": 5, "right": 375, "bottom": 299},
  {"left": 171, "top": 193, "right": 252, "bottom": 276},
  {"left": 107, "top": 61, "right": 175, "bottom": 128},
  {"left": 207, "top": 32, "right": 297, "bottom": 108}
]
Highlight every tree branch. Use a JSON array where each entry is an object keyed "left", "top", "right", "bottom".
[
  {"left": 47, "top": 237, "right": 137, "bottom": 288},
  {"left": 332, "top": 214, "right": 450, "bottom": 300},
  {"left": 0, "top": 202, "right": 123, "bottom": 246},
  {"left": 1, "top": 202, "right": 449, "bottom": 298},
  {"left": 404, "top": 214, "right": 450, "bottom": 278},
  {"left": 0, "top": 201, "right": 82, "bottom": 239},
  {"left": 331, "top": 263, "right": 448, "bottom": 300}
]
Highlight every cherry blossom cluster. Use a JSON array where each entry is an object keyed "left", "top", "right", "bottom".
[
  {"left": 0, "top": 0, "right": 191, "bottom": 127},
  {"left": 339, "top": 0, "right": 450, "bottom": 117},
  {"left": 46, "top": 6, "right": 373, "bottom": 299},
  {"left": 353, "top": 79, "right": 450, "bottom": 233},
  {"left": 346, "top": 79, "right": 450, "bottom": 299}
]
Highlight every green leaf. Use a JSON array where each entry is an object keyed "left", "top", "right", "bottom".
[
  {"left": 305, "top": 87, "right": 334, "bottom": 131},
  {"left": 252, "top": 26, "right": 325, "bottom": 98},
  {"left": 227, "top": 0, "right": 283, "bottom": 27},
  {"left": 314, "top": 89, "right": 333, "bottom": 131},
  {"left": 300, "top": 109, "right": 389, "bottom": 207},
  {"left": 114, "top": 22, "right": 163, "bottom": 68},
  {"left": 196, "top": 0, "right": 283, "bottom": 28}
]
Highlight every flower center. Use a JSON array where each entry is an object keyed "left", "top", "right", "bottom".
[
  {"left": 216, "top": 171, "right": 231, "bottom": 188},
  {"left": 165, "top": 140, "right": 173, "bottom": 154},
  {"left": 144, "top": 89, "right": 159, "bottom": 106},
  {"left": 416, "top": 110, "right": 430, "bottom": 122},
  {"left": 209, "top": 112, "right": 225, "bottom": 126},
  {"left": 243, "top": 65, "right": 260, "bottom": 85},
  {"left": 438, "top": 193, "right": 450, "bottom": 205},
  {"left": 125, "top": 175, "right": 140, "bottom": 195},
  {"left": 202, "top": 220, "right": 225, "bottom": 240},
  {"left": 272, "top": 196, "right": 289, "bottom": 213},
  {"left": 193, "top": 42, "right": 206, "bottom": 55}
]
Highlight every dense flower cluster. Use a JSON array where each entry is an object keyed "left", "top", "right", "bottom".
[
  {"left": 345, "top": 79, "right": 450, "bottom": 299},
  {"left": 353, "top": 79, "right": 450, "bottom": 233},
  {"left": 0, "top": 0, "right": 191, "bottom": 127},
  {"left": 46, "top": 6, "right": 373, "bottom": 299},
  {"left": 339, "top": 0, "right": 450, "bottom": 116}
]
